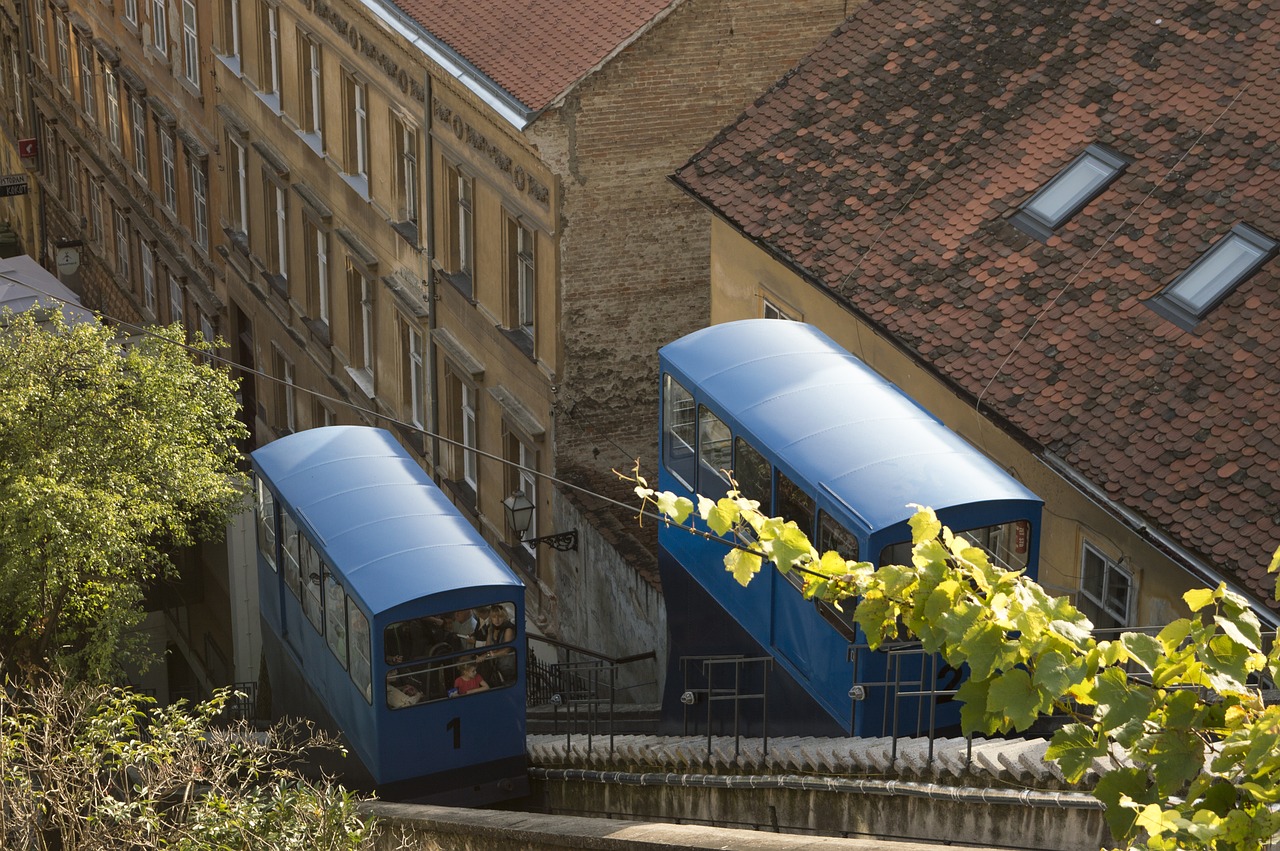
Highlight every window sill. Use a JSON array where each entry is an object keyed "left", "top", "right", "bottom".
[
  {"left": 341, "top": 171, "right": 370, "bottom": 200},
  {"left": 297, "top": 130, "right": 324, "bottom": 158},
  {"left": 303, "top": 317, "right": 330, "bottom": 346},
  {"left": 389, "top": 219, "right": 419, "bottom": 248},
  {"left": 261, "top": 270, "right": 288, "bottom": 299},
  {"left": 215, "top": 53, "right": 242, "bottom": 78},
  {"left": 255, "top": 90, "right": 282, "bottom": 115},
  {"left": 441, "top": 269, "right": 474, "bottom": 303},
  {"left": 498, "top": 325, "right": 535, "bottom": 360},
  {"left": 345, "top": 365, "right": 375, "bottom": 399},
  {"left": 441, "top": 478, "right": 478, "bottom": 518}
]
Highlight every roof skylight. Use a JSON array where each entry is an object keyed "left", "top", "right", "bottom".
[
  {"left": 1010, "top": 143, "right": 1130, "bottom": 241},
  {"left": 1148, "top": 224, "right": 1277, "bottom": 330}
]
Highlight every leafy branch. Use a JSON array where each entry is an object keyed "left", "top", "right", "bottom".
[{"left": 623, "top": 464, "right": 1280, "bottom": 851}]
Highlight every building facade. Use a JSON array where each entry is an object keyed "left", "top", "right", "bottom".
[
  {"left": 1, "top": 0, "right": 856, "bottom": 697},
  {"left": 674, "top": 0, "right": 1280, "bottom": 627}
]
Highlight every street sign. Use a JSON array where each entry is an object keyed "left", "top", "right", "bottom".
[
  {"left": 17, "top": 138, "right": 36, "bottom": 159},
  {"left": 0, "top": 174, "right": 29, "bottom": 197}
]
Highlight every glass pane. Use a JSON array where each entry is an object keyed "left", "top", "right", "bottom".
[
  {"left": 817, "top": 511, "right": 859, "bottom": 561},
  {"left": 384, "top": 602, "right": 518, "bottom": 710},
  {"left": 663, "top": 374, "right": 696, "bottom": 488},
  {"left": 697, "top": 405, "right": 731, "bottom": 498},
  {"left": 776, "top": 471, "right": 814, "bottom": 539},
  {"left": 1081, "top": 549, "right": 1105, "bottom": 601},
  {"left": 302, "top": 540, "right": 323, "bottom": 631},
  {"left": 281, "top": 511, "right": 300, "bottom": 599},
  {"left": 322, "top": 566, "right": 348, "bottom": 670},
  {"left": 348, "top": 605, "right": 371, "bottom": 703},
  {"left": 1024, "top": 155, "right": 1112, "bottom": 226},
  {"left": 733, "top": 437, "right": 772, "bottom": 515},
  {"left": 255, "top": 479, "right": 276, "bottom": 570},
  {"left": 1167, "top": 235, "right": 1265, "bottom": 313}
]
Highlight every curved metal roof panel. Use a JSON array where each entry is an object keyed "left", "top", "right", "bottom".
[
  {"left": 251, "top": 427, "right": 522, "bottom": 615},
  {"left": 660, "top": 320, "right": 1041, "bottom": 533}
]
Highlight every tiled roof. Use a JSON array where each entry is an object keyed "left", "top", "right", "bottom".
[
  {"left": 389, "top": 0, "right": 677, "bottom": 112},
  {"left": 673, "top": 0, "right": 1280, "bottom": 607}
]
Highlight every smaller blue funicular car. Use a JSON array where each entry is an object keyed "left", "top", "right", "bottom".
[
  {"left": 657, "top": 320, "right": 1043, "bottom": 737},
  {"left": 252, "top": 426, "right": 527, "bottom": 805}
]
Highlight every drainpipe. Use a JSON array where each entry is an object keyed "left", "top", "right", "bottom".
[{"left": 422, "top": 70, "right": 440, "bottom": 481}]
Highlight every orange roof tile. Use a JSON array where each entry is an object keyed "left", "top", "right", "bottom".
[
  {"left": 390, "top": 0, "right": 677, "bottom": 112},
  {"left": 674, "top": 0, "right": 1280, "bottom": 609}
]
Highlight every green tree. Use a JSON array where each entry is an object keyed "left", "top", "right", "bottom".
[
  {"left": 628, "top": 470, "right": 1280, "bottom": 851},
  {"left": 0, "top": 309, "right": 247, "bottom": 678},
  {"left": 0, "top": 678, "right": 374, "bottom": 850}
]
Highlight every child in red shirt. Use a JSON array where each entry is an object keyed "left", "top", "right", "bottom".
[{"left": 453, "top": 662, "right": 489, "bottom": 695}]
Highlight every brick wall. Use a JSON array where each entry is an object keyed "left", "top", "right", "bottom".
[{"left": 532, "top": 0, "right": 852, "bottom": 520}]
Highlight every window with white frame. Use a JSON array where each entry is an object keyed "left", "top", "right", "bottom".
[
  {"left": 508, "top": 217, "right": 534, "bottom": 344},
  {"left": 762, "top": 295, "right": 795, "bottom": 320},
  {"left": 33, "top": 0, "right": 48, "bottom": 67},
  {"left": 12, "top": 50, "right": 22, "bottom": 124},
  {"left": 272, "top": 344, "right": 296, "bottom": 433},
  {"left": 55, "top": 13, "right": 70, "bottom": 91},
  {"left": 227, "top": 135, "right": 247, "bottom": 233},
  {"left": 1078, "top": 542, "right": 1132, "bottom": 632},
  {"left": 151, "top": 0, "right": 167, "bottom": 54},
  {"left": 263, "top": 176, "right": 287, "bottom": 281},
  {"left": 130, "top": 96, "right": 147, "bottom": 181},
  {"left": 113, "top": 206, "right": 130, "bottom": 280},
  {"left": 461, "top": 382, "right": 477, "bottom": 490},
  {"left": 300, "top": 32, "right": 322, "bottom": 142},
  {"left": 88, "top": 179, "right": 103, "bottom": 243},
  {"left": 124, "top": 0, "right": 138, "bottom": 25},
  {"left": 260, "top": 2, "right": 280, "bottom": 98},
  {"left": 393, "top": 118, "right": 418, "bottom": 230},
  {"left": 140, "top": 239, "right": 156, "bottom": 315},
  {"left": 105, "top": 66, "right": 122, "bottom": 151},
  {"left": 181, "top": 1, "right": 199, "bottom": 89},
  {"left": 305, "top": 220, "right": 329, "bottom": 324},
  {"left": 343, "top": 72, "right": 368, "bottom": 182},
  {"left": 64, "top": 149, "right": 80, "bottom": 215},
  {"left": 159, "top": 125, "right": 176, "bottom": 212},
  {"left": 456, "top": 169, "right": 473, "bottom": 277},
  {"left": 220, "top": 0, "right": 241, "bottom": 62},
  {"left": 199, "top": 312, "right": 215, "bottom": 347},
  {"left": 190, "top": 159, "right": 209, "bottom": 249},
  {"left": 402, "top": 321, "right": 424, "bottom": 428},
  {"left": 168, "top": 272, "right": 184, "bottom": 324},
  {"left": 346, "top": 263, "right": 373, "bottom": 372},
  {"left": 78, "top": 42, "right": 96, "bottom": 118},
  {"left": 509, "top": 434, "right": 537, "bottom": 555}
]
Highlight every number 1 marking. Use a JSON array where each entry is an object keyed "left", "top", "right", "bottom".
[{"left": 447, "top": 716, "right": 461, "bottom": 749}]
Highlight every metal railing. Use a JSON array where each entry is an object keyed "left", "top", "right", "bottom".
[
  {"left": 679, "top": 654, "right": 773, "bottom": 760},
  {"left": 526, "top": 634, "right": 657, "bottom": 757}
]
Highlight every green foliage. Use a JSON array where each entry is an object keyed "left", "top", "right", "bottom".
[
  {"left": 0, "top": 677, "right": 374, "bottom": 850},
  {"left": 0, "top": 309, "right": 248, "bottom": 677},
  {"left": 626, "top": 466, "right": 1280, "bottom": 851}
]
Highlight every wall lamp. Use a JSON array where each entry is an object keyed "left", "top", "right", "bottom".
[{"left": 502, "top": 491, "right": 578, "bottom": 552}]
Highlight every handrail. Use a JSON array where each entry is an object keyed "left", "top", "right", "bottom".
[{"left": 527, "top": 633, "right": 656, "bottom": 666}]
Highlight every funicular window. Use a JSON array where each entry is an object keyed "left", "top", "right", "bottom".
[
  {"left": 776, "top": 472, "right": 816, "bottom": 593},
  {"left": 301, "top": 539, "right": 324, "bottom": 631},
  {"left": 348, "top": 605, "right": 372, "bottom": 703},
  {"left": 323, "top": 566, "right": 348, "bottom": 669},
  {"left": 816, "top": 511, "right": 860, "bottom": 639},
  {"left": 697, "top": 405, "right": 731, "bottom": 498},
  {"left": 958, "top": 520, "right": 1031, "bottom": 573},
  {"left": 383, "top": 602, "right": 518, "bottom": 710},
  {"left": 663, "top": 374, "right": 696, "bottom": 489},
  {"left": 878, "top": 519, "right": 1031, "bottom": 572},
  {"left": 281, "top": 511, "right": 301, "bottom": 599},
  {"left": 734, "top": 437, "right": 772, "bottom": 515},
  {"left": 255, "top": 478, "right": 277, "bottom": 571}
]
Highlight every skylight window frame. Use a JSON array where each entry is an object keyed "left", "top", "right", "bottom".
[
  {"left": 1147, "top": 223, "right": 1278, "bottom": 331},
  {"left": 1010, "top": 143, "right": 1131, "bottom": 241}
]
